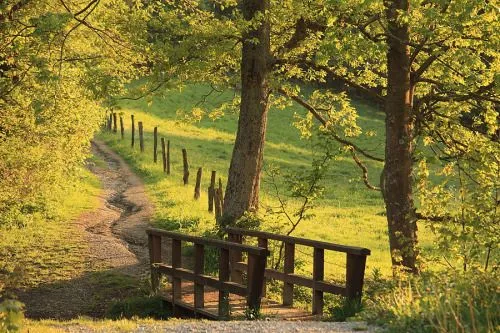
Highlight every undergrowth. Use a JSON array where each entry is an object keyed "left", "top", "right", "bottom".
[{"left": 361, "top": 270, "right": 499, "bottom": 333}]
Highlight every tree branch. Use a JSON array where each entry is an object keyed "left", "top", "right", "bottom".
[{"left": 277, "top": 87, "right": 385, "bottom": 162}]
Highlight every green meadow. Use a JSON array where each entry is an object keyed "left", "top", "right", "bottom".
[{"left": 99, "top": 84, "right": 434, "bottom": 280}]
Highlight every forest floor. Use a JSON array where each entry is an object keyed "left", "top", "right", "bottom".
[{"left": 14, "top": 140, "right": 154, "bottom": 319}]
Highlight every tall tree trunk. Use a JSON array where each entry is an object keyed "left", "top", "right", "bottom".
[
  {"left": 222, "top": 0, "right": 270, "bottom": 226},
  {"left": 383, "top": 0, "right": 419, "bottom": 273}
]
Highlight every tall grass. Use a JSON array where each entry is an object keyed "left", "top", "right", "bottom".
[{"left": 362, "top": 271, "right": 499, "bottom": 333}]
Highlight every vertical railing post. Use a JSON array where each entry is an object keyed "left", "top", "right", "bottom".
[
  {"left": 148, "top": 233, "right": 162, "bottom": 293},
  {"left": 218, "top": 248, "right": 230, "bottom": 319},
  {"left": 171, "top": 238, "right": 182, "bottom": 316},
  {"left": 283, "top": 242, "right": 295, "bottom": 306},
  {"left": 257, "top": 237, "right": 268, "bottom": 297},
  {"left": 228, "top": 232, "right": 243, "bottom": 284},
  {"left": 194, "top": 243, "right": 205, "bottom": 313},
  {"left": 312, "top": 247, "right": 324, "bottom": 315},
  {"left": 346, "top": 253, "right": 367, "bottom": 303},
  {"left": 247, "top": 252, "right": 266, "bottom": 316}
]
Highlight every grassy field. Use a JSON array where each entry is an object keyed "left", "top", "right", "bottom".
[
  {"left": 99, "top": 84, "right": 434, "bottom": 281},
  {"left": 0, "top": 168, "right": 101, "bottom": 291}
]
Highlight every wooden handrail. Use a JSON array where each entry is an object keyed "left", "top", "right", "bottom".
[
  {"left": 226, "top": 227, "right": 370, "bottom": 317},
  {"left": 146, "top": 228, "right": 269, "bottom": 320},
  {"left": 226, "top": 227, "right": 370, "bottom": 255},
  {"left": 147, "top": 228, "right": 270, "bottom": 256}
]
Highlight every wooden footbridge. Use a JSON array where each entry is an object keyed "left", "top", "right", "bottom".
[{"left": 147, "top": 227, "right": 370, "bottom": 320}]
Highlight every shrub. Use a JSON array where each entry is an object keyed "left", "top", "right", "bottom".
[
  {"left": 0, "top": 299, "right": 24, "bottom": 333},
  {"left": 362, "top": 271, "right": 499, "bottom": 333}
]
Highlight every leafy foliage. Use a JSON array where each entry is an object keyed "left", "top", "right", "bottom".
[
  {"left": 0, "top": 0, "right": 147, "bottom": 227},
  {"left": 0, "top": 299, "right": 23, "bottom": 333}
]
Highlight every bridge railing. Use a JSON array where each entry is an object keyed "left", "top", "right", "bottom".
[
  {"left": 147, "top": 227, "right": 269, "bottom": 319},
  {"left": 226, "top": 227, "right": 371, "bottom": 316}
]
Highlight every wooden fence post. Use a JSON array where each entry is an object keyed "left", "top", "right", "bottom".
[
  {"left": 346, "top": 253, "right": 367, "bottom": 304},
  {"left": 167, "top": 140, "right": 171, "bottom": 175},
  {"left": 138, "top": 121, "right": 144, "bottom": 152},
  {"left": 283, "top": 242, "right": 295, "bottom": 306},
  {"left": 119, "top": 115, "right": 124, "bottom": 139},
  {"left": 208, "top": 171, "right": 216, "bottom": 212},
  {"left": 312, "top": 247, "right": 325, "bottom": 315},
  {"left": 182, "top": 148, "right": 189, "bottom": 185},
  {"left": 218, "top": 178, "right": 224, "bottom": 213},
  {"left": 153, "top": 126, "right": 158, "bottom": 163},
  {"left": 113, "top": 113, "right": 117, "bottom": 133},
  {"left": 161, "top": 138, "right": 167, "bottom": 173},
  {"left": 131, "top": 115, "right": 135, "bottom": 147},
  {"left": 194, "top": 167, "right": 202, "bottom": 200}
]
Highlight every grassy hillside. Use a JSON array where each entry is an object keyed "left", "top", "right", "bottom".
[{"left": 99, "top": 84, "right": 434, "bottom": 279}]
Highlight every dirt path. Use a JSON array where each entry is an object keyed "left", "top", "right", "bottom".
[{"left": 17, "top": 140, "right": 155, "bottom": 319}]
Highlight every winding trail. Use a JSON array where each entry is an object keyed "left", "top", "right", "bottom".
[{"left": 17, "top": 140, "right": 154, "bottom": 319}]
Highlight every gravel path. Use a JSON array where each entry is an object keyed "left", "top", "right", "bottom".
[
  {"left": 16, "top": 140, "right": 154, "bottom": 319},
  {"left": 46, "top": 319, "right": 375, "bottom": 333}
]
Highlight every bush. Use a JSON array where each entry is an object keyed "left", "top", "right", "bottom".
[
  {"left": 362, "top": 271, "right": 499, "bottom": 333},
  {"left": 0, "top": 299, "right": 24, "bottom": 333}
]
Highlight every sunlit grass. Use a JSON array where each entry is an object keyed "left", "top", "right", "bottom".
[
  {"left": 0, "top": 168, "right": 101, "bottom": 290},
  {"left": 99, "top": 84, "right": 434, "bottom": 280}
]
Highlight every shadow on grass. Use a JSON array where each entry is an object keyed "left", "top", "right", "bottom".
[{"left": 10, "top": 265, "right": 171, "bottom": 320}]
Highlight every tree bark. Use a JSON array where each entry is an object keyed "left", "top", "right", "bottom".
[
  {"left": 383, "top": 0, "right": 419, "bottom": 274},
  {"left": 222, "top": 0, "right": 270, "bottom": 225}
]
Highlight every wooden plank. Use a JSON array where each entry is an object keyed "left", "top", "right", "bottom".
[
  {"left": 156, "top": 265, "right": 247, "bottom": 296},
  {"left": 226, "top": 227, "right": 371, "bottom": 256},
  {"left": 219, "top": 248, "right": 230, "bottom": 319},
  {"left": 194, "top": 244, "right": 205, "bottom": 309},
  {"left": 233, "top": 262, "right": 346, "bottom": 295},
  {"left": 283, "top": 242, "right": 295, "bottom": 306},
  {"left": 162, "top": 295, "right": 218, "bottom": 320},
  {"left": 312, "top": 248, "right": 324, "bottom": 315},
  {"left": 146, "top": 228, "right": 270, "bottom": 256},
  {"left": 346, "top": 253, "right": 367, "bottom": 302}
]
